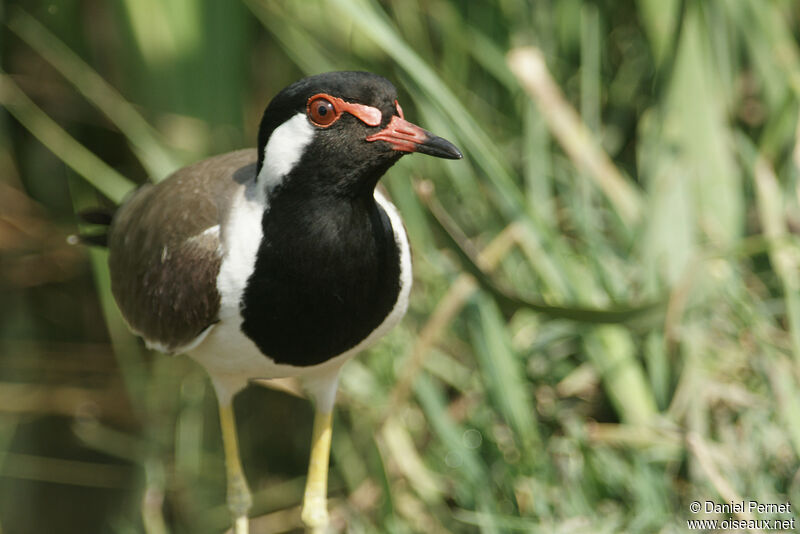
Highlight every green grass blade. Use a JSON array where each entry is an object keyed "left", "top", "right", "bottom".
[
  {"left": 7, "top": 8, "right": 183, "bottom": 180},
  {"left": 0, "top": 74, "right": 135, "bottom": 203},
  {"left": 753, "top": 153, "right": 800, "bottom": 361},
  {"left": 469, "top": 293, "right": 540, "bottom": 451},
  {"left": 583, "top": 326, "right": 659, "bottom": 425},
  {"left": 508, "top": 47, "right": 644, "bottom": 227}
]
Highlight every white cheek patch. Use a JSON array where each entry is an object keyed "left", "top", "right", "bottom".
[{"left": 259, "top": 113, "right": 315, "bottom": 195}]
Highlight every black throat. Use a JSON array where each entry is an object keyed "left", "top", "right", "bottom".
[{"left": 240, "top": 180, "right": 402, "bottom": 367}]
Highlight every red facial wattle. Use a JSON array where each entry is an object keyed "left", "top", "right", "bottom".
[
  {"left": 365, "top": 115, "right": 429, "bottom": 153},
  {"left": 366, "top": 104, "right": 462, "bottom": 160}
]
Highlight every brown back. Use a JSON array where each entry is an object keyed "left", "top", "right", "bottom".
[{"left": 108, "top": 149, "right": 257, "bottom": 351}]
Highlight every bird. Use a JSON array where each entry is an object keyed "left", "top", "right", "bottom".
[{"left": 95, "top": 71, "right": 462, "bottom": 533}]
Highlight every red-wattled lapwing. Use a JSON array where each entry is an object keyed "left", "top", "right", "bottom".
[{"left": 94, "top": 71, "right": 461, "bottom": 533}]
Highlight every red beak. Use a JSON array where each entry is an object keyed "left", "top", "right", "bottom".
[{"left": 366, "top": 116, "right": 462, "bottom": 160}]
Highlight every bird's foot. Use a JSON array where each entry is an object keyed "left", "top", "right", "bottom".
[
  {"left": 301, "top": 495, "right": 329, "bottom": 533},
  {"left": 228, "top": 472, "right": 252, "bottom": 534},
  {"left": 232, "top": 514, "right": 249, "bottom": 534}
]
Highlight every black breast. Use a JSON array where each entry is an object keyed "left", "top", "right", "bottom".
[{"left": 240, "top": 192, "right": 401, "bottom": 366}]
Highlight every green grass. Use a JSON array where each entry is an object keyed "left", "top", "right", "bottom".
[{"left": 2, "top": 0, "right": 800, "bottom": 532}]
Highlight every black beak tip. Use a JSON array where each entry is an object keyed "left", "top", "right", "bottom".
[
  {"left": 442, "top": 143, "right": 464, "bottom": 160},
  {"left": 420, "top": 135, "right": 464, "bottom": 160}
]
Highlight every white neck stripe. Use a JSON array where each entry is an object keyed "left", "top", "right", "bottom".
[{"left": 257, "top": 113, "right": 315, "bottom": 197}]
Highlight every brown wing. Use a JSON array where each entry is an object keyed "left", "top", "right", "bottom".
[{"left": 108, "top": 149, "right": 257, "bottom": 352}]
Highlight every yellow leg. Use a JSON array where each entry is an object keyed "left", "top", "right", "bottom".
[
  {"left": 301, "top": 409, "right": 334, "bottom": 533},
  {"left": 219, "top": 402, "right": 252, "bottom": 534}
]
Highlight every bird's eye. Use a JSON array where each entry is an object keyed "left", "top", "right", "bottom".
[{"left": 308, "top": 97, "right": 337, "bottom": 126}]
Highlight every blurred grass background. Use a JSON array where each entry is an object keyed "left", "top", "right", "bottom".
[{"left": 1, "top": 0, "right": 800, "bottom": 532}]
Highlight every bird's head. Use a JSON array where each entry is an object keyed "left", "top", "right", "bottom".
[{"left": 255, "top": 71, "right": 462, "bottom": 198}]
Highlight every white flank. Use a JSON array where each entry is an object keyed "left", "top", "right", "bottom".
[
  {"left": 371, "top": 189, "right": 413, "bottom": 340},
  {"left": 215, "top": 185, "right": 264, "bottom": 319}
]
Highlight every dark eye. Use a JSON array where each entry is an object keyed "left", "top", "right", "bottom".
[{"left": 308, "top": 97, "right": 337, "bottom": 126}]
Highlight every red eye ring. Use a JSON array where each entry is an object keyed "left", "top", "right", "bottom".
[
  {"left": 306, "top": 93, "right": 384, "bottom": 128},
  {"left": 308, "top": 96, "right": 338, "bottom": 126}
]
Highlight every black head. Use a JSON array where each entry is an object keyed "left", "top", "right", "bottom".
[{"left": 255, "top": 71, "right": 462, "bottom": 198}]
